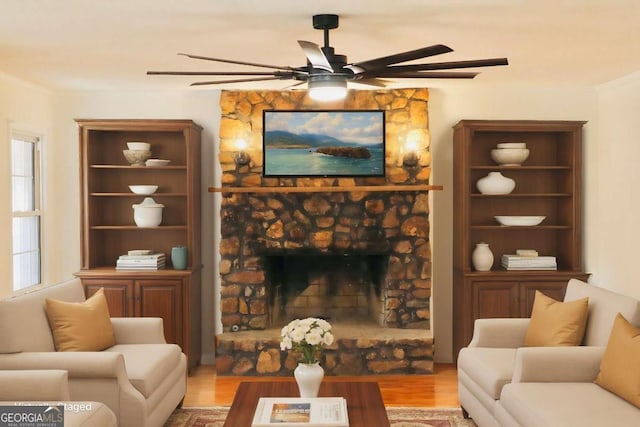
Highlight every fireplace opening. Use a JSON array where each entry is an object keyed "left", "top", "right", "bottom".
[{"left": 262, "top": 252, "right": 390, "bottom": 327}]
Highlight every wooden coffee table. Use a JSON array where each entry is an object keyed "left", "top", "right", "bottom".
[{"left": 224, "top": 381, "right": 389, "bottom": 426}]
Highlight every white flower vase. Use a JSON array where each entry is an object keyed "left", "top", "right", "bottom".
[
  {"left": 472, "top": 242, "right": 494, "bottom": 271},
  {"left": 294, "top": 362, "right": 324, "bottom": 397}
]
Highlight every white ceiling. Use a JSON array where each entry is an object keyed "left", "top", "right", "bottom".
[{"left": 2, "top": 0, "right": 639, "bottom": 91}]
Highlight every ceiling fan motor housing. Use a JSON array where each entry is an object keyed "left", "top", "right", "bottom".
[{"left": 313, "top": 14, "right": 339, "bottom": 30}]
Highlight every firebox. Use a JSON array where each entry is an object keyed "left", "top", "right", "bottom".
[{"left": 262, "top": 252, "right": 390, "bottom": 326}]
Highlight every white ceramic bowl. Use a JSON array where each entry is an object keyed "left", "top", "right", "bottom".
[
  {"left": 496, "top": 142, "right": 527, "bottom": 149},
  {"left": 128, "top": 185, "right": 158, "bottom": 195},
  {"left": 127, "top": 141, "right": 151, "bottom": 151},
  {"left": 123, "top": 149, "right": 152, "bottom": 166},
  {"left": 145, "top": 159, "right": 171, "bottom": 167},
  {"left": 132, "top": 197, "right": 164, "bottom": 227},
  {"left": 495, "top": 215, "right": 546, "bottom": 226},
  {"left": 476, "top": 172, "right": 515, "bottom": 195},
  {"left": 491, "top": 148, "right": 530, "bottom": 166}
]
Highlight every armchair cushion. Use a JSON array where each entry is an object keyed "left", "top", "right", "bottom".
[
  {"left": 512, "top": 346, "right": 605, "bottom": 383},
  {"left": 0, "top": 370, "right": 118, "bottom": 427},
  {"left": 107, "top": 344, "right": 183, "bottom": 398},
  {"left": 111, "top": 317, "right": 167, "bottom": 344},
  {"left": 595, "top": 313, "right": 640, "bottom": 408},
  {"left": 565, "top": 278, "right": 640, "bottom": 345},
  {"left": 468, "top": 318, "right": 530, "bottom": 348},
  {"left": 458, "top": 347, "right": 517, "bottom": 399},
  {"left": 45, "top": 288, "right": 115, "bottom": 351},
  {"left": 524, "top": 291, "right": 588, "bottom": 346},
  {"left": 0, "top": 370, "right": 70, "bottom": 401},
  {"left": 498, "top": 382, "right": 640, "bottom": 427},
  {"left": 0, "top": 279, "right": 85, "bottom": 353}
]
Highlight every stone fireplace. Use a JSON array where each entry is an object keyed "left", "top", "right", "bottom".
[
  {"left": 220, "top": 190, "right": 431, "bottom": 330},
  {"left": 215, "top": 89, "right": 436, "bottom": 375}
]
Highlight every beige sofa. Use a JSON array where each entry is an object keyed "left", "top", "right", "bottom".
[
  {"left": 0, "top": 278, "right": 187, "bottom": 427},
  {"left": 0, "top": 370, "right": 117, "bottom": 426},
  {"left": 457, "top": 278, "right": 640, "bottom": 427}
]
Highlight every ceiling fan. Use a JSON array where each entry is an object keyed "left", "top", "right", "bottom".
[{"left": 147, "top": 14, "right": 508, "bottom": 101}]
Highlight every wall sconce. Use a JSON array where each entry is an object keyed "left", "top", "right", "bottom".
[
  {"left": 234, "top": 138, "right": 251, "bottom": 166},
  {"left": 402, "top": 132, "right": 421, "bottom": 167}
]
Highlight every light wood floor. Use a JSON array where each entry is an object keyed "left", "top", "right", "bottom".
[{"left": 184, "top": 364, "right": 460, "bottom": 408}]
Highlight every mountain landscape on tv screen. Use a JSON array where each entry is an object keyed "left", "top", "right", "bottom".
[{"left": 264, "top": 130, "right": 383, "bottom": 150}]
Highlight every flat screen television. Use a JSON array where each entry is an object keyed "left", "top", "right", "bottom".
[{"left": 262, "top": 110, "right": 386, "bottom": 177}]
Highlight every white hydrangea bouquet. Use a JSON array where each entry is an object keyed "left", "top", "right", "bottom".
[{"left": 280, "top": 317, "right": 334, "bottom": 364}]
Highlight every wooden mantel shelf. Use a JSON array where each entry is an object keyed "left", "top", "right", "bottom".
[{"left": 208, "top": 184, "right": 443, "bottom": 194}]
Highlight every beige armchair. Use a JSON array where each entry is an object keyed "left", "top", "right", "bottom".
[
  {"left": 0, "top": 278, "right": 187, "bottom": 427},
  {"left": 457, "top": 279, "right": 640, "bottom": 427},
  {"left": 0, "top": 370, "right": 117, "bottom": 426}
]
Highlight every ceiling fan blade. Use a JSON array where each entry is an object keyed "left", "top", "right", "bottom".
[
  {"left": 190, "top": 76, "right": 288, "bottom": 86},
  {"left": 376, "top": 58, "right": 509, "bottom": 73},
  {"left": 282, "top": 81, "right": 307, "bottom": 90},
  {"left": 349, "top": 44, "right": 453, "bottom": 72},
  {"left": 374, "top": 71, "right": 479, "bottom": 79},
  {"left": 297, "top": 41, "right": 334, "bottom": 72},
  {"left": 147, "top": 71, "right": 283, "bottom": 76},
  {"left": 178, "top": 53, "right": 293, "bottom": 71},
  {"left": 352, "top": 78, "right": 389, "bottom": 87}
]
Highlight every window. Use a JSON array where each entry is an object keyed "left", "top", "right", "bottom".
[{"left": 11, "top": 132, "right": 42, "bottom": 290}]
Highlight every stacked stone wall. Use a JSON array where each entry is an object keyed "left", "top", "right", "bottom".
[{"left": 218, "top": 89, "right": 433, "bottom": 331}]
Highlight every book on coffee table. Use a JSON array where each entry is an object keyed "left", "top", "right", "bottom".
[{"left": 251, "top": 397, "right": 349, "bottom": 427}]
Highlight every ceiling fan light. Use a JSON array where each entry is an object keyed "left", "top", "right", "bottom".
[{"left": 308, "top": 79, "right": 347, "bottom": 102}]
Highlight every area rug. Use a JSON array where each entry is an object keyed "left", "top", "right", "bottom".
[{"left": 164, "top": 406, "right": 477, "bottom": 426}]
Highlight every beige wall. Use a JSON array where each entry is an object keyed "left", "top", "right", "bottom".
[
  {"left": 2, "top": 73, "right": 640, "bottom": 364},
  {"left": 0, "top": 74, "right": 55, "bottom": 294},
  {"left": 591, "top": 71, "right": 640, "bottom": 300}
]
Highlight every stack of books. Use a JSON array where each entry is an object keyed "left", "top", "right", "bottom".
[
  {"left": 501, "top": 251, "right": 557, "bottom": 271},
  {"left": 116, "top": 251, "right": 166, "bottom": 271}
]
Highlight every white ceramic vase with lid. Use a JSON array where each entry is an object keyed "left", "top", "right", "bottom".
[
  {"left": 476, "top": 172, "right": 515, "bottom": 195},
  {"left": 132, "top": 197, "right": 164, "bottom": 227},
  {"left": 472, "top": 242, "right": 494, "bottom": 271}
]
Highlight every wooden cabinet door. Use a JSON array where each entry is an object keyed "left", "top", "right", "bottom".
[
  {"left": 83, "top": 279, "right": 134, "bottom": 317},
  {"left": 135, "top": 279, "right": 183, "bottom": 346},
  {"left": 472, "top": 281, "right": 520, "bottom": 319},
  {"left": 520, "top": 281, "right": 568, "bottom": 316}
]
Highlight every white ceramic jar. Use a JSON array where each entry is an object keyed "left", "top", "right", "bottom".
[
  {"left": 472, "top": 242, "right": 494, "bottom": 271},
  {"left": 132, "top": 197, "right": 164, "bottom": 227},
  {"left": 476, "top": 171, "right": 516, "bottom": 194}
]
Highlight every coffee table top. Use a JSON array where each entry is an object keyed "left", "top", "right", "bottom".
[{"left": 224, "top": 381, "right": 389, "bottom": 427}]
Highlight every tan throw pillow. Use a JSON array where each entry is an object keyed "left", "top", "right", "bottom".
[
  {"left": 45, "top": 288, "right": 115, "bottom": 351},
  {"left": 524, "top": 291, "right": 589, "bottom": 346},
  {"left": 595, "top": 313, "right": 640, "bottom": 408}
]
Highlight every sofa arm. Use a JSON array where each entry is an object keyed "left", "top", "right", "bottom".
[
  {"left": 468, "top": 318, "right": 530, "bottom": 348},
  {"left": 0, "top": 351, "right": 129, "bottom": 380},
  {"left": 0, "top": 370, "right": 70, "bottom": 401},
  {"left": 111, "top": 317, "right": 167, "bottom": 344},
  {"left": 512, "top": 346, "right": 605, "bottom": 383}
]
